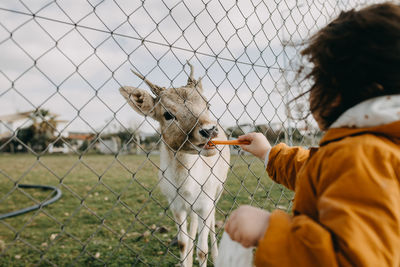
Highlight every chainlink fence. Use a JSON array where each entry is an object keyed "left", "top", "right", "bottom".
[{"left": 0, "top": 0, "right": 385, "bottom": 266}]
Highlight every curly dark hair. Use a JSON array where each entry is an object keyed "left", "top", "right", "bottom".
[{"left": 301, "top": 2, "right": 400, "bottom": 130}]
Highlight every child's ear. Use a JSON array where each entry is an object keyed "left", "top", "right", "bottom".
[
  {"left": 331, "top": 94, "right": 342, "bottom": 108},
  {"left": 119, "top": 86, "right": 157, "bottom": 119}
]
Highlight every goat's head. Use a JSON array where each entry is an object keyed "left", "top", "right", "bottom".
[{"left": 119, "top": 62, "right": 218, "bottom": 156}]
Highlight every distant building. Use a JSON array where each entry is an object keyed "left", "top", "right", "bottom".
[
  {"left": 97, "top": 137, "right": 120, "bottom": 154},
  {"left": 67, "top": 132, "right": 95, "bottom": 142},
  {"left": 0, "top": 110, "right": 34, "bottom": 138},
  {"left": 67, "top": 132, "right": 96, "bottom": 152},
  {"left": 48, "top": 143, "right": 69, "bottom": 154}
]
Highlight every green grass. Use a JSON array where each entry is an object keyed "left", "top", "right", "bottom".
[{"left": 0, "top": 153, "right": 293, "bottom": 266}]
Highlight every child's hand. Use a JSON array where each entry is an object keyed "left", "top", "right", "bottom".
[
  {"left": 238, "top": 133, "right": 271, "bottom": 161},
  {"left": 225, "top": 205, "right": 270, "bottom": 248}
]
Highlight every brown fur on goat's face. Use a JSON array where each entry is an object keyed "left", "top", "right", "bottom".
[
  {"left": 119, "top": 67, "right": 218, "bottom": 156},
  {"left": 157, "top": 87, "right": 216, "bottom": 155}
]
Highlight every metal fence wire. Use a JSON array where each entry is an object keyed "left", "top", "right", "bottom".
[{"left": 0, "top": 0, "right": 386, "bottom": 266}]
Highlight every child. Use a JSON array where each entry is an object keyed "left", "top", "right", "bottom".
[{"left": 224, "top": 2, "right": 400, "bottom": 266}]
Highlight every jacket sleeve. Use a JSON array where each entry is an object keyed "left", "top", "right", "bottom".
[
  {"left": 266, "top": 143, "right": 310, "bottom": 190},
  {"left": 255, "top": 146, "right": 400, "bottom": 267}
]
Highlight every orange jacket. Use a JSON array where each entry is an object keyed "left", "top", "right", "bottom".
[{"left": 255, "top": 121, "right": 400, "bottom": 267}]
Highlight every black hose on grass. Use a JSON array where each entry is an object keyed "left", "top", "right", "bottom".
[{"left": 0, "top": 184, "right": 62, "bottom": 220}]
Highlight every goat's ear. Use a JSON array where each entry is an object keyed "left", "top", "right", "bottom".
[
  {"left": 119, "top": 86, "right": 157, "bottom": 119},
  {"left": 196, "top": 77, "right": 203, "bottom": 93}
]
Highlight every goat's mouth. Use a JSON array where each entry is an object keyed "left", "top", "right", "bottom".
[{"left": 197, "top": 142, "right": 215, "bottom": 150}]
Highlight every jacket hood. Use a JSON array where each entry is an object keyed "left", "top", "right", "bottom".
[
  {"left": 330, "top": 94, "right": 400, "bottom": 128},
  {"left": 321, "top": 94, "right": 400, "bottom": 146}
]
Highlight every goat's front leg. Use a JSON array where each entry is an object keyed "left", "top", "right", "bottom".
[
  {"left": 173, "top": 210, "right": 190, "bottom": 267},
  {"left": 209, "top": 209, "right": 218, "bottom": 263},
  {"left": 196, "top": 214, "right": 212, "bottom": 267},
  {"left": 186, "top": 211, "right": 198, "bottom": 267}
]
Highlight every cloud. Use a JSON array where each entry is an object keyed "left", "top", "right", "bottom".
[{"left": 0, "top": 0, "right": 386, "bottom": 135}]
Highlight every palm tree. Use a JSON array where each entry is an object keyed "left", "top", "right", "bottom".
[{"left": 26, "top": 109, "right": 60, "bottom": 152}]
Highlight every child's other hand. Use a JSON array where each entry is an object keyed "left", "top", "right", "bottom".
[
  {"left": 225, "top": 205, "right": 270, "bottom": 248},
  {"left": 238, "top": 132, "right": 271, "bottom": 161}
]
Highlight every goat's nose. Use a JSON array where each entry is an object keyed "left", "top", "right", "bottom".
[{"left": 199, "top": 126, "right": 218, "bottom": 138}]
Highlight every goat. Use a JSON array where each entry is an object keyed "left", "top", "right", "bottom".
[{"left": 119, "top": 62, "right": 230, "bottom": 267}]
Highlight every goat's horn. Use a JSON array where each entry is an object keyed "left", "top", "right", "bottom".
[
  {"left": 131, "top": 70, "right": 164, "bottom": 96},
  {"left": 197, "top": 76, "right": 203, "bottom": 89},
  {"left": 186, "top": 61, "right": 196, "bottom": 86}
]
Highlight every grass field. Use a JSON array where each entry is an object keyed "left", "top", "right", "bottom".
[{"left": 0, "top": 153, "right": 293, "bottom": 266}]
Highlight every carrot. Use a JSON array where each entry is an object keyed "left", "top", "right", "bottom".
[{"left": 207, "top": 139, "right": 251, "bottom": 146}]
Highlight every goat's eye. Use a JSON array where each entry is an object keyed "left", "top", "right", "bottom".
[{"left": 163, "top": 111, "right": 175, "bottom": 120}]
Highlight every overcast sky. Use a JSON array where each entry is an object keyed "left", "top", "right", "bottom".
[{"left": 0, "top": 0, "right": 385, "bottom": 135}]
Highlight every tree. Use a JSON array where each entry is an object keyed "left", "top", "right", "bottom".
[
  {"left": 28, "top": 109, "right": 59, "bottom": 151},
  {"left": 115, "top": 127, "right": 141, "bottom": 154},
  {"left": 255, "top": 124, "right": 285, "bottom": 144},
  {"left": 12, "top": 109, "right": 59, "bottom": 152}
]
